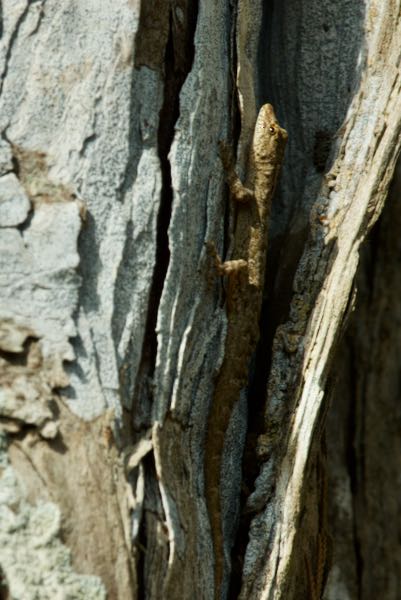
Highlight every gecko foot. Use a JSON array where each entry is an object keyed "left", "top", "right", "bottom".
[{"left": 206, "top": 241, "right": 247, "bottom": 276}]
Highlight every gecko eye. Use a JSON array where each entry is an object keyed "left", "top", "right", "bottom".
[{"left": 269, "top": 126, "right": 276, "bottom": 133}]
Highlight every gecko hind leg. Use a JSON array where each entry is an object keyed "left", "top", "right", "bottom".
[{"left": 206, "top": 241, "right": 247, "bottom": 276}]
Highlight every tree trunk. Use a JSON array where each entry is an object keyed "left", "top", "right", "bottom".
[{"left": 0, "top": 1, "right": 400, "bottom": 599}]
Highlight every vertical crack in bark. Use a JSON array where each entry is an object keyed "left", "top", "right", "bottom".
[
  {"left": 136, "top": 452, "right": 159, "bottom": 600},
  {"left": 347, "top": 336, "right": 364, "bottom": 599},
  {"left": 134, "top": 1, "right": 198, "bottom": 393},
  {"left": 0, "top": 2, "right": 32, "bottom": 96},
  {"left": 133, "top": 1, "right": 198, "bottom": 593},
  {"left": 0, "top": 565, "right": 10, "bottom": 600}
]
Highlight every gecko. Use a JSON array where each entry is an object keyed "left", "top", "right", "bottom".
[{"left": 204, "top": 104, "right": 287, "bottom": 599}]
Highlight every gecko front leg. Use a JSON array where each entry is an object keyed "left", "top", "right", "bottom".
[
  {"left": 218, "top": 140, "right": 254, "bottom": 203},
  {"left": 205, "top": 141, "right": 255, "bottom": 280}
]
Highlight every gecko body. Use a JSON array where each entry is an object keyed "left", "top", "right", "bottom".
[{"left": 204, "top": 104, "right": 287, "bottom": 599}]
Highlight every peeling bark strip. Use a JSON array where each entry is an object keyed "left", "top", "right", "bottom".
[
  {"left": 0, "top": 2, "right": 145, "bottom": 596},
  {"left": 0, "top": 132, "right": 114, "bottom": 594},
  {"left": 0, "top": 137, "right": 136, "bottom": 595},
  {"left": 0, "top": 142, "right": 83, "bottom": 438}
]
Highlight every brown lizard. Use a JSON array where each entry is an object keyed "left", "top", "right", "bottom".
[{"left": 204, "top": 104, "right": 287, "bottom": 599}]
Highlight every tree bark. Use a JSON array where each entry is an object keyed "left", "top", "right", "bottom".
[{"left": 0, "top": 1, "right": 400, "bottom": 599}]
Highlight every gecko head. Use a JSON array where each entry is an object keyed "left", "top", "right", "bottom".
[{"left": 254, "top": 104, "right": 288, "bottom": 159}]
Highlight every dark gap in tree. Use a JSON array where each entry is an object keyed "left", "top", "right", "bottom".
[
  {"left": 136, "top": 452, "right": 155, "bottom": 600},
  {"left": 133, "top": 4, "right": 198, "bottom": 594},
  {"left": 0, "top": 567, "right": 9, "bottom": 600},
  {"left": 136, "top": 506, "right": 147, "bottom": 600},
  {"left": 346, "top": 314, "right": 365, "bottom": 598},
  {"left": 228, "top": 509, "right": 254, "bottom": 599},
  {"left": 135, "top": 2, "right": 198, "bottom": 390},
  {"left": 223, "top": 0, "right": 241, "bottom": 261}
]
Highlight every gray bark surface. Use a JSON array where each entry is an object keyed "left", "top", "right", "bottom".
[{"left": 0, "top": 1, "right": 400, "bottom": 599}]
